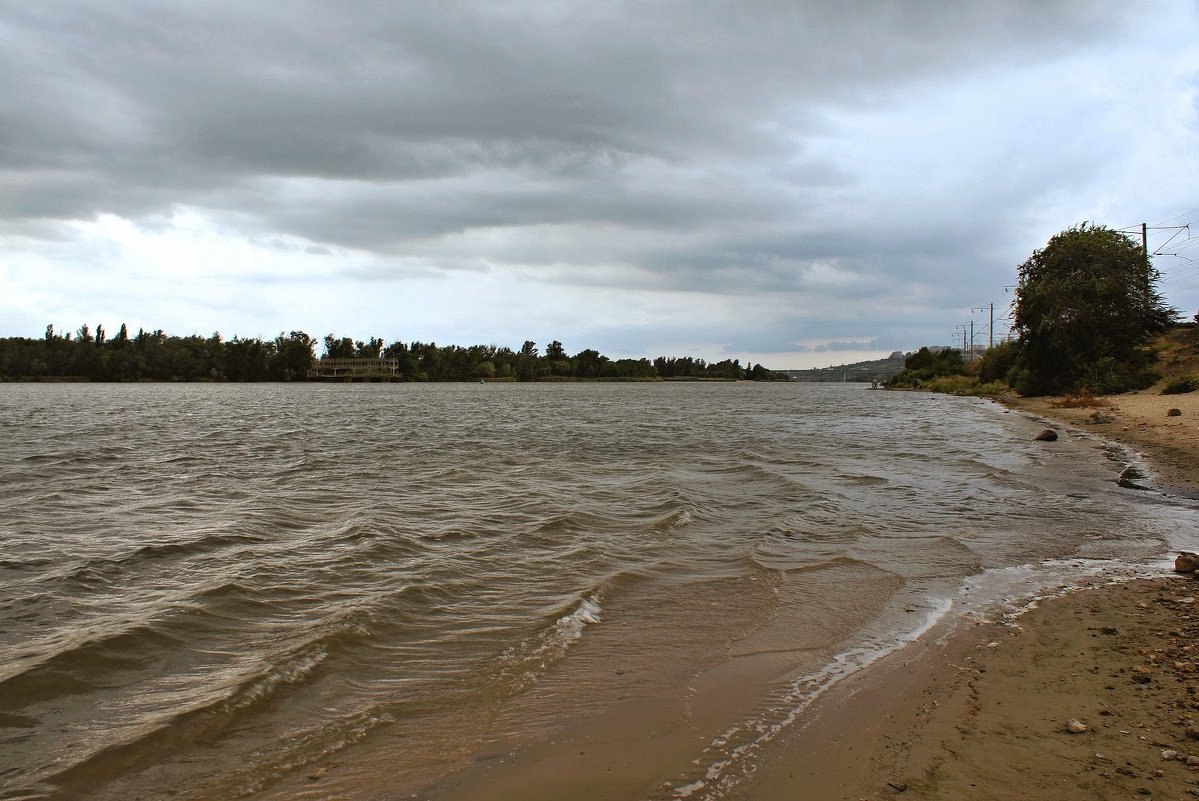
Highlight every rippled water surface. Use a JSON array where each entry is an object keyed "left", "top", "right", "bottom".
[{"left": 1, "top": 382, "right": 1195, "bottom": 801}]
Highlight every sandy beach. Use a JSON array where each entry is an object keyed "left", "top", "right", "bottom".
[
  {"left": 1005, "top": 388, "right": 1199, "bottom": 499},
  {"left": 727, "top": 388, "right": 1199, "bottom": 801}
]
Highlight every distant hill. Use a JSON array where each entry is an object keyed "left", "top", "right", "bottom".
[{"left": 783, "top": 352, "right": 907, "bottom": 383}]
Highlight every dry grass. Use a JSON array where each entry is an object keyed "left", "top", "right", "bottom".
[
  {"left": 1155, "top": 324, "right": 1199, "bottom": 375},
  {"left": 1050, "top": 389, "right": 1112, "bottom": 408}
]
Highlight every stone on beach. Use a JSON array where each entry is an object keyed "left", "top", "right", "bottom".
[
  {"left": 1035, "top": 428, "right": 1059, "bottom": 441},
  {"left": 1175, "top": 552, "right": 1199, "bottom": 573},
  {"left": 1066, "top": 718, "right": 1088, "bottom": 733},
  {"left": 1118, "top": 466, "right": 1151, "bottom": 490}
]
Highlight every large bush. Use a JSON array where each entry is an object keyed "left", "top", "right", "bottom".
[
  {"left": 1012, "top": 224, "right": 1175, "bottom": 395},
  {"left": 974, "top": 340, "right": 1021, "bottom": 384},
  {"left": 885, "top": 347, "right": 966, "bottom": 387}
]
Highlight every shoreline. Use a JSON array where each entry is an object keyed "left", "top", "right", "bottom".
[
  {"left": 1000, "top": 388, "right": 1199, "bottom": 499},
  {"left": 727, "top": 389, "right": 1199, "bottom": 800},
  {"left": 730, "top": 575, "right": 1199, "bottom": 800}
]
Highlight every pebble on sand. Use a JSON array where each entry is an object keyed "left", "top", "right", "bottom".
[{"left": 1176, "top": 552, "right": 1199, "bottom": 573}]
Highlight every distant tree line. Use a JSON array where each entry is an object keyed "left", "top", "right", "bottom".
[{"left": 0, "top": 325, "right": 790, "bottom": 382}]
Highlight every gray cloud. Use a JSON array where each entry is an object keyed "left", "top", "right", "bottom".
[
  {"left": 2, "top": 0, "right": 1194, "bottom": 365},
  {"left": 2, "top": 2, "right": 1125, "bottom": 222}
]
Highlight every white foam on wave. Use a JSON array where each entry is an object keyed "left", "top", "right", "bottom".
[
  {"left": 554, "top": 595, "right": 603, "bottom": 643},
  {"left": 955, "top": 556, "right": 1168, "bottom": 627},
  {"left": 493, "top": 594, "right": 604, "bottom": 694},
  {"left": 667, "top": 594, "right": 955, "bottom": 800},
  {"left": 665, "top": 554, "right": 1174, "bottom": 801},
  {"left": 221, "top": 646, "right": 329, "bottom": 713}
]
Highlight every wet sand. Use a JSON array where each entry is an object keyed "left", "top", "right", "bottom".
[
  {"left": 730, "top": 577, "right": 1199, "bottom": 800},
  {"left": 1004, "top": 389, "right": 1199, "bottom": 498},
  {"left": 730, "top": 389, "right": 1199, "bottom": 801}
]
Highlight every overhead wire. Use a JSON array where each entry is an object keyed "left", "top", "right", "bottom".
[
  {"left": 975, "top": 211, "right": 1199, "bottom": 346},
  {"left": 1154, "top": 208, "right": 1199, "bottom": 227}
]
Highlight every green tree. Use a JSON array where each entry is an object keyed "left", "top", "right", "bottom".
[
  {"left": 574, "top": 348, "right": 607, "bottom": 378},
  {"left": 323, "top": 335, "right": 356, "bottom": 359},
  {"left": 355, "top": 337, "right": 384, "bottom": 358},
  {"left": 1012, "top": 223, "right": 1175, "bottom": 395},
  {"left": 883, "top": 347, "right": 966, "bottom": 388},
  {"left": 273, "top": 331, "right": 316, "bottom": 380},
  {"left": 516, "top": 340, "right": 540, "bottom": 380}
]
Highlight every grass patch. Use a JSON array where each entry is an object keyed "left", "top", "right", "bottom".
[
  {"left": 1162, "top": 375, "right": 1199, "bottom": 395},
  {"left": 921, "top": 376, "right": 1007, "bottom": 397},
  {"left": 1050, "top": 389, "right": 1111, "bottom": 408}
]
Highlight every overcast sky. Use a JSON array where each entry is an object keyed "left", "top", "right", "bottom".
[{"left": 2, "top": 1, "right": 1198, "bottom": 368}]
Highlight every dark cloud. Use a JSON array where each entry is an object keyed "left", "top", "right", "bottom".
[
  {"left": 4, "top": 0, "right": 1190, "bottom": 364},
  {"left": 2, "top": 2, "right": 1126, "bottom": 230}
]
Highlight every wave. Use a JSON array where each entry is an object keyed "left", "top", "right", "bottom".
[
  {"left": 523, "top": 513, "right": 588, "bottom": 540},
  {"left": 643, "top": 508, "right": 695, "bottom": 534},
  {"left": 1, "top": 595, "right": 374, "bottom": 713},
  {"left": 0, "top": 620, "right": 184, "bottom": 700},
  {"left": 184, "top": 580, "right": 293, "bottom": 618},
  {"left": 45, "top": 532, "right": 267, "bottom": 590},
  {"left": 214, "top": 644, "right": 330, "bottom": 715},
  {"left": 27, "top": 665, "right": 382, "bottom": 801},
  {"left": 206, "top": 706, "right": 397, "bottom": 800},
  {"left": 487, "top": 593, "right": 605, "bottom": 697},
  {"left": 664, "top": 595, "right": 955, "bottom": 800},
  {"left": 0, "top": 556, "right": 56, "bottom": 572},
  {"left": 3, "top": 382, "right": 1193, "bottom": 799},
  {"left": 7, "top": 616, "right": 375, "bottom": 800}
]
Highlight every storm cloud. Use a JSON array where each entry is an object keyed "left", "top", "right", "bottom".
[{"left": 2, "top": 1, "right": 1197, "bottom": 366}]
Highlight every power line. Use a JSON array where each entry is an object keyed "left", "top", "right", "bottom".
[{"left": 1155, "top": 208, "right": 1199, "bottom": 227}]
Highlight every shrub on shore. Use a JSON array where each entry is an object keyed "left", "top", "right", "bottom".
[
  {"left": 1162, "top": 375, "right": 1199, "bottom": 395},
  {"left": 884, "top": 347, "right": 967, "bottom": 388},
  {"left": 1050, "top": 390, "right": 1111, "bottom": 408},
  {"left": 923, "top": 375, "right": 1006, "bottom": 397},
  {"left": 975, "top": 340, "right": 1021, "bottom": 385}
]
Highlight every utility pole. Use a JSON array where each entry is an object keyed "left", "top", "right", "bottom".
[
  {"left": 973, "top": 303, "right": 995, "bottom": 350},
  {"left": 1142, "top": 222, "right": 1149, "bottom": 261}
]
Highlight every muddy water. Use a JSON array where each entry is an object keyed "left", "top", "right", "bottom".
[{"left": 1, "top": 382, "right": 1191, "bottom": 801}]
